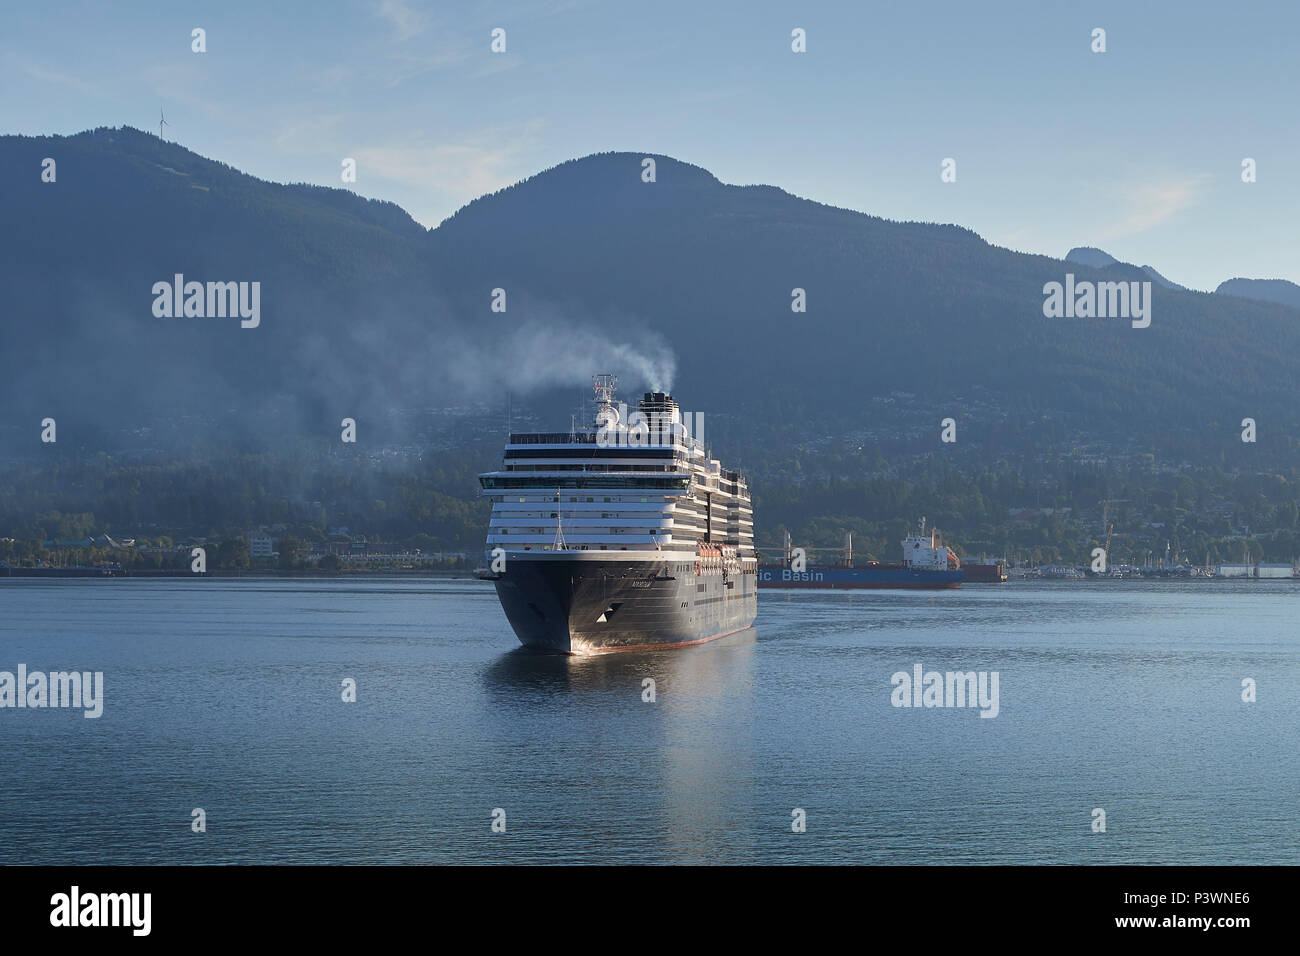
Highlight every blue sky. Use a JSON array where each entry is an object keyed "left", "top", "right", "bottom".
[{"left": 5, "top": 0, "right": 1297, "bottom": 290}]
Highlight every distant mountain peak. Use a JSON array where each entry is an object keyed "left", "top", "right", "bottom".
[
  {"left": 1065, "top": 246, "right": 1118, "bottom": 269},
  {"left": 1064, "top": 246, "right": 1188, "bottom": 291},
  {"left": 438, "top": 149, "right": 986, "bottom": 249},
  {"left": 1216, "top": 277, "right": 1300, "bottom": 310},
  {"left": 437, "top": 151, "right": 724, "bottom": 229},
  {"left": 8, "top": 124, "right": 428, "bottom": 239}
]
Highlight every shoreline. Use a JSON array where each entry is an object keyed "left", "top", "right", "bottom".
[{"left": 0, "top": 568, "right": 477, "bottom": 580}]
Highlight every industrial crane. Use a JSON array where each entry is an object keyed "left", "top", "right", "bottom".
[{"left": 1100, "top": 499, "right": 1129, "bottom": 567}]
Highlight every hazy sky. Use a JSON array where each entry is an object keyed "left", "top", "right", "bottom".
[{"left": 6, "top": 0, "right": 1297, "bottom": 290}]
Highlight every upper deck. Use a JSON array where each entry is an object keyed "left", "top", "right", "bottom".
[{"left": 477, "top": 377, "right": 753, "bottom": 557}]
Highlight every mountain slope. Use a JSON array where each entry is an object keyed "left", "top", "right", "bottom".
[
  {"left": 1, "top": 126, "right": 440, "bottom": 440},
  {"left": 427, "top": 154, "right": 1300, "bottom": 437},
  {"left": 1065, "top": 246, "right": 1187, "bottom": 290},
  {"left": 4, "top": 131, "right": 1300, "bottom": 464}
]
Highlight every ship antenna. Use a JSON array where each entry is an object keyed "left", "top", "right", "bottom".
[
  {"left": 592, "top": 373, "right": 617, "bottom": 407},
  {"left": 553, "top": 489, "right": 568, "bottom": 551}
]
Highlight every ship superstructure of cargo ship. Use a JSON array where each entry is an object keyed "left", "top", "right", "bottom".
[
  {"left": 758, "top": 519, "right": 963, "bottom": 589},
  {"left": 478, "top": 375, "right": 757, "bottom": 653}
]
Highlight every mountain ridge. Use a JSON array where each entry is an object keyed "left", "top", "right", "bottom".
[
  {"left": 4, "top": 128, "right": 1300, "bottom": 467},
  {"left": 1216, "top": 277, "right": 1300, "bottom": 310}
]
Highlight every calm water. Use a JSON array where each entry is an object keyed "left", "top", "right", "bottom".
[{"left": 1, "top": 577, "right": 1296, "bottom": 864}]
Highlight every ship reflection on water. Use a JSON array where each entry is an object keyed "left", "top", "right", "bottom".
[
  {"left": 481, "top": 626, "right": 757, "bottom": 694},
  {"left": 480, "top": 627, "right": 759, "bottom": 863}
]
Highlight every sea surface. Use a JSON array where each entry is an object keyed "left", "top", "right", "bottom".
[{"left": 1, "top": 577, "right": 1296, "bottom": 865}]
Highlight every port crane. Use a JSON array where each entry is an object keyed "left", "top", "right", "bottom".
[
  {"left": 1100, "top": 499, "right": 1129, "bottom": 566},
  {"left": 779, "top": 530, "right": 858, "bottom": 567},
  {"left": 1100, "top": 498, "right": 1129, "bottom": 534}
]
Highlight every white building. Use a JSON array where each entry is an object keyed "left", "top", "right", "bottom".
[
  {"left": 1257, "top": 563, "right": 1295, "bottom": 579},
  {"left": 1216, "top": 563, "right": 1253, "bottom": 578},
  {"left": 247, "top": 530, "right": 275, "bottom": 558}
]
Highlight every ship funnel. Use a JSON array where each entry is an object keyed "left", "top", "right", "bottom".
[
  {"left": 638, "top": 391, "right": 680, "bottom": 421},
  {"left": 639, "top": 391, "right": 681, "bottom": 444}
]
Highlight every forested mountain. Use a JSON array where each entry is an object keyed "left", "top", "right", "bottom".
[
  {"left": 5, "top": 127, "right": 1300, "bottom": 561},
  {"left": 4, "top": 127, "right": 1300, "bottom": 459}
]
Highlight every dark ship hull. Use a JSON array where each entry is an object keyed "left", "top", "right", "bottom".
[
  {"left": 487, "top": 555, "right": 757, "bottom": 653},
  {"left": 961, "top": 561, "right": 1007, "bottom": 583}
]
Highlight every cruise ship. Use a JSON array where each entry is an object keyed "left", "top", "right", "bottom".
[{"left": 478, "top": 375, "right": 758, "bottom": 653}]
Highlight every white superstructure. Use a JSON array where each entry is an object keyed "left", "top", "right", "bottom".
[
  {"left": 901, "top": 517, "right": 959, "bottom": 571},
  {"left": 479, "top": 375, "right": 756, "bottom": 566}
]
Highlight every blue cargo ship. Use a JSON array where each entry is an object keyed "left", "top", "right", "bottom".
[{"left": 758, "top": 519, "right": 963, "bottom": 590}]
